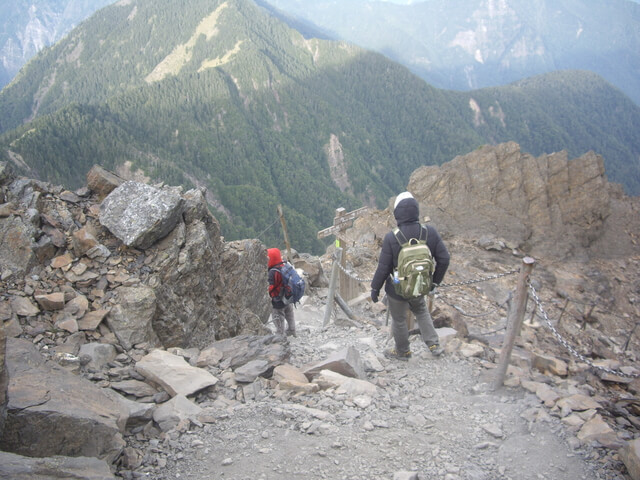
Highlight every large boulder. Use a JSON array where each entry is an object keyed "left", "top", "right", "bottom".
[
  {"left": 99, "top": 181, "right": 185, "bottom": 249},
  {"left": 0, "top": 338, "right": 127, "bottom": 463},
  {"left": 98, "top": 183, "right": 270, "bottom": 349},
  {"left": 135, "top": 349, "right": 218, "bottom": 397},
  {"left": 143, "top": 189, "right": 270, "bottom": 348}
]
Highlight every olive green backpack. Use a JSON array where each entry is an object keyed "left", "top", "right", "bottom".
[{"left": 392, "top": 226, "right": 435, "bottom": 299}]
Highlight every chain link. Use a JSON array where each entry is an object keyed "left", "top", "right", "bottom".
[
  {"left": 439, "top": 269, "right": 519, "bottom": 288},
  {"left": 335, "top": 260, "right": 374, "bottom": 283},
  {"left": 528, "top": 280, "right": 640, "bottom": 379}
]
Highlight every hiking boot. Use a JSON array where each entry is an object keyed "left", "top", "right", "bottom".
[
  {"left": 429, "top": 344, "right": 444, "bottom": 357},
  {"left": 286, "top": 330, "right": 296, "bottom": 337},
  {"left": 384, "top": 348, "right": 412, "bottom": 361}
]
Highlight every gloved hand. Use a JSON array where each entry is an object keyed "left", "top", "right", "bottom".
[{"left": 371, "top": 289, "right": 379, "bottom": 303}]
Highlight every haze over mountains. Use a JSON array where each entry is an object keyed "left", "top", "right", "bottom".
[
  {"left": 0, "top": 0, "right": 114, "bottom": 88},
  {"left": 261, "top": 0, "right": 640, "bottom": 106},
  {"left": 0, "top": 0, "right": 639, "bottom": 254}
]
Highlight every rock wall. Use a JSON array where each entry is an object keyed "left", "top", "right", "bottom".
[{"left": 407, "top": 142, "right": 614, "bottom": 259}]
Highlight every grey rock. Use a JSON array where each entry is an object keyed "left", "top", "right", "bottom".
[
  {"left": 211, "top": 334, "right": 290, "bottom": 371},
  {"left": 153, "top": 394, "right": 203, "bottom": 432},
  {"left": 303, "top": 346, "right": 366, "bottom": 380},
  {"left": 106, "top": 285, "right": 159, "bottom": 350},
  {"left": 135, "top": 349, "right": 218, "bottom": 398},
  {"left": 393, "top": 472, "right": 419, "bottom": 480},
  {"left": 620, "top": 438, "right": 640, "bottom": 480},
  {"left": 101, "top": 388, "right": 155, "bottom": 430},
  {"left": 99, "top": 181, "right": 185, "bottom": 249},
  {"left": 9, "top": 295, "right": 40, "bottom": 317},
  {"left": 234, "top": 359, "right": 270, "bottom": 383},
  {"left": 110, "top": 379, "right": 159, "bottom": 398},
  {"left": 0, "top": 215, "right": 37, "bottom": 278},
  {"left": 0, "top": 451, "right": 116, "bottom": 480}
]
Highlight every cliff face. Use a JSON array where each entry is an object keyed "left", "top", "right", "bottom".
[{"left": 407, "top": 142, "right": 636, "bottom": 260}]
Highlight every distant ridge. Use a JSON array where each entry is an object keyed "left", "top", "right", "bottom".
[{"left": 261, "top": 0, "right": 640, "bottom": 106}]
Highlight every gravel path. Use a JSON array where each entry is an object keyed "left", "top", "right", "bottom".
[{"left": 152, "top": 296, "right": 629, "bottom": 480}]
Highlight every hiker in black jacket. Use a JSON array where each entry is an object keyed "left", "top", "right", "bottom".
[{"left": 371, "top": 191, "right": 450, "bottom": 360}]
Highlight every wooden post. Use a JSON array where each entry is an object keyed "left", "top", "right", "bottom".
[
  {"left": 323, "top": 247, "right": 342, "bottom": 329},
  {"left": 334, "top": 293, "right": 357, "bottom": 321},
  {"left": 0, "top": 320, "right": 5, "bottom": 407},
  {"left": 330, "top": 209, "right": 354, "bottom": 302},
  {"left": 492, "top": 256, "right": 535, "bottom": 391},
  {"left": 277, "top": 204, "right": 292, "bottom": 262}
]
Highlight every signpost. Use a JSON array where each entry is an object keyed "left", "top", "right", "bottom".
[{"left": 317, "top": 207, "right": 369, "bottom": 303}]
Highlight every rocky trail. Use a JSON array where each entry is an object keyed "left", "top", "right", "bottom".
[{"left": 153, "top": 293, "right": 629, "bottom": 480}]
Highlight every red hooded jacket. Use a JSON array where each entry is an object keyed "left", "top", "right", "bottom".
[{"left": 267, "top": 248, "right": 288, "bottom": 305}]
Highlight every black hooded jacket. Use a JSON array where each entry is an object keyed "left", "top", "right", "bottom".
[{"left": 371, "top": 196, "right": 450, "bottom": 300}]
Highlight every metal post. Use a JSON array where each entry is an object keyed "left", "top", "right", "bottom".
[
  {"left": 323, "top": 248, "right": 342, "bottom": 329},
  {"left": 492, "top": 256, "right": 535, "bottom": 390}
]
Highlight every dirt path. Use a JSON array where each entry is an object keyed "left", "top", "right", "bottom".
[{"left": 156, "top": 297, "right": 628, "bottom": 480}]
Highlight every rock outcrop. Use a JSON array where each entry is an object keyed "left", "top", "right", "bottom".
[
  {"left": 407, "top": 142, "right": 620, "bottom": 259},
  {"left": 0, "top": 163, "right": 270, "bottom": 351},
  {"left": 0, "top": 162, "right": 281, "bottom": 476}
]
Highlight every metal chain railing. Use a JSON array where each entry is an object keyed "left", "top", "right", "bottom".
[
  {"left": 334, "top": 258, "right": 374, "bottom": 283},
  {"left": 528, "top": 280, "right": 640, "bottom": 379},
  {"left": 334, "top": 253, "right": 519, "bottom": 287},
  {"left": 329, "top": 252, "right": 639, "bottom": 378},
  {"left": 439, "top": 268, "right": 519, "bottom": 288}
]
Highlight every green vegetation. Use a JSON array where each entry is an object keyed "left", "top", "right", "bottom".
[{"left": 1, "top": 0, "right": 639, "bottom": 254}]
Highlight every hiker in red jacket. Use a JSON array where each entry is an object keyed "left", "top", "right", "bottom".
[{"left": 267, "top": 247, "right": 296, "bottom": 337}]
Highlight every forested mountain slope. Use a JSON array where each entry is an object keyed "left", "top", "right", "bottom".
[{"left": 1, "top": 0, "right": 639, "bottom": 254}]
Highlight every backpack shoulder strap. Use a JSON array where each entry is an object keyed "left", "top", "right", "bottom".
[
  {"left": 419, "top": 224, "right": 428, "bottom": 244},
  {"left": 393, "top": 227, "right": 409, "bottom": 245}
]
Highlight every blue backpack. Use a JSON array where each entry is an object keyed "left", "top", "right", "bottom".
[{"left": 273, "top": 262, "right": 306, "bottom": 306}]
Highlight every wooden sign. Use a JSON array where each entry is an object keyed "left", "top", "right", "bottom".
[{"left": 317, "top": 206, "right": 369, "bottom": 239}]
